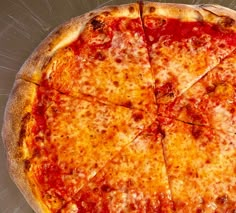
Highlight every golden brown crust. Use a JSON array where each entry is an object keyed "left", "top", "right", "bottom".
[
  {"left": 142, "top": 2, "right": 204, "bottom": 21},
  {"left": 16, "top": 3, "right": 139, "bottom": 84},
  {"left": 199, "top": 4, "right": 236, "bottom": 20},
  {"left": 1, "top": 79, "right": 49, "bottom": 213},
  {"left": 143, "top": 2, "right": 236, "bottom": 31}
]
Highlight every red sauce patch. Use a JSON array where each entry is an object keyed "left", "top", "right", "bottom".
[
  {"left": 155, "top": 81, "right": 176, "bottom": 100},
  {"left": 144, "top": 17, "right": 236, "bottom": 46},
  {"left": 74, "top": 190, "right": 109, "bottom": 213},
  {"left": 30, "top": 88, "right": 77, "bottom": 200},
  {"left": 185, "top": 105, "right": 207, "bottom": 125},
  {"left": 94, "top": 52, "right": 106, "bottom": 61},
  {"left": 36, "top": 161, "right": 74, "bottom": 200},
  {"left": 32, "top": 105, "right": 47, "bottom": 134},
  {"left": 31, "top": 87, "right": 49, "bottom": 135}
]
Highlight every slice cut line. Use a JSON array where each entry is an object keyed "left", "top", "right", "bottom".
[
  {"left": 17, "top": 3, "right": 157, "bottom": 114},
  {"left": 138, "top": 0, "right": 160, "bottom": 115},
  {"left": 6, "top": 79, "right": 155, "bottom": 212},
  {"left": 141, "top": 2, "right": 236, "bottom": 105},
  {"left": 59, "top": 122, "right": 173, "bottom": 213},
  {"left": 157, "top": 116, "right": 236, "bottom": 212},
  {"left": 157, "top": 49, "right": 236, "bottom": 134}
]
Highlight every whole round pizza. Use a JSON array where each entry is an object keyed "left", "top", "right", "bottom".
[{"left": 2, "top": 2, "right": 236, "bottom": 212}]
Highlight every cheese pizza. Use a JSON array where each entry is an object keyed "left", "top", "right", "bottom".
[{"left": 2, "top": 2, "right": 236, "bottom": 212}]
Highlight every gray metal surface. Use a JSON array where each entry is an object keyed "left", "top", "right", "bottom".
[{"left": 0, "top": 0, "right": 236, "bottom": 212}]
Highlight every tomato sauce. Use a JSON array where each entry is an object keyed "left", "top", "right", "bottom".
[{"left": 144, "top": 17, "right": 236, "bottom": 46}]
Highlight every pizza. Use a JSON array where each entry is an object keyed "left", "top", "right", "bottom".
[{"left": 2, "top": 2, "right": 236, "bottom": 212}]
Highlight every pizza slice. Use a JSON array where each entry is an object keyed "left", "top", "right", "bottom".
[
  {"left": 2, "top": 79, "right": 154, "bottom": 213},
  {"left": 158, "top": 117, "right": 236, "bottom": 212},
  {"left": 158, "top": 49, "right": 236, "bottom": 133},
  {"left": 141, "top": 2, "right": 236, "bottom": 104},
  {"left": 59, "top": 123, "right": 173, "bottom": 213},
  {"left": 16, "top": 3, "right": 156, "bottom": 113}
]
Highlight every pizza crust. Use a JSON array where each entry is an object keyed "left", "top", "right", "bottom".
[
  {"left": 143, "top": 2, "right": 236, "bottom": 30},
  {"left": 199, "top": 4, "right": 236, "bottom": 21},
  {"left": 16, "top": 3, "right": 140, "bottom": 84},
  {"left": 142, "top": 2, "right": 204, "bottom": 21},
  {"left": 1, "top": 79, "right": 49, "bottom": 213}
]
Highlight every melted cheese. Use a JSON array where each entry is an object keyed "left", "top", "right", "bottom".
[
  {"left": 60, "top": 123, "right": 173, "bottom": 212},
  {"left": 28, "top": 90, "right": 154, "bottom": 211},
  {"left": 158, "top": 50, "right": 236, "bottom": 134},
  {"left": 160, "top": 118, "right": 236, "bottom": 212},
  {"left": 149, "top": 34, "right": 234, "bottom": 103},
  {"left": 43, "top": 16, "right": 156, "bottom": 113}
]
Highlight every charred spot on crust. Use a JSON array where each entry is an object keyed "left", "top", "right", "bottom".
[
  {"left": 18, "top": 113, "right": 31, "bottom": 146},
  {"left": 89, "top": 12, "right": 95, "bottom": 17},
  {"left": 48, "top": 27, "right": 63, "bottom": 48},
  {"left": 91, "top": 17, "right": 104, "bottom": 30},
  {"left": 18, "top": 129, "right": 26, "bottom": 147},
  {"left": 220, "top": 17, "right": 235, "bottom": 28},
  {"left": 129, "top": 6, "right": 135, "bottom": 13},
  {"left": 53, "top": 27, "right": 63, "bottom": 36},
  {"left": 149, "top": 6, "right": 156, "bottom": 13},
  {"left": 102, "top": 11, "right": 111, "bottom": 17},
  {"left": 33, "top": 55, "right": 40, "bottom": 63},
  {"left": 111, "top": 6, "right": 119, "bottom": 12},
  {"left": 41, "top": 56, "right": 52, "bottom": 70}
]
